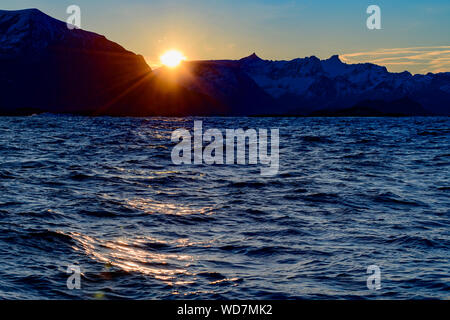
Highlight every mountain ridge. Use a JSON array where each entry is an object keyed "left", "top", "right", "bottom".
[
  {"left": 177, "top": 52, "right": 449, "bottom": 115},
  {"left": 0, "top": 8, "right": 131, "bottom": 58},
  {"left": 0, "top": 9, "right": 449, "bottom": 116}
]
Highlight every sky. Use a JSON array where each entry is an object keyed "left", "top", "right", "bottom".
[{"left": 2, "top": 0, "right": 450, "bottom": 74}]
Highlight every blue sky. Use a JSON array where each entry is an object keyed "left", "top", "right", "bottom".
[{"left": 2, "top": 0, "right": 449, "bottom": 73}]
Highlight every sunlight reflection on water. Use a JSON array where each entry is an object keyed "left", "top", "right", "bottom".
[
  {"left": 126, "top": 198, "right": 215, "bottom": 216},
  {"left": 66, "top": 231, "right": 193, "bottom": 284}
]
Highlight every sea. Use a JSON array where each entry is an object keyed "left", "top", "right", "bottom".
[{"left": 0, "top": 115, "right": 448, "bottom": 299}]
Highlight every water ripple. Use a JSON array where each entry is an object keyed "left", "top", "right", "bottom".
[{"left": 0, "top": 115, "right": 449, "bottom": 299}]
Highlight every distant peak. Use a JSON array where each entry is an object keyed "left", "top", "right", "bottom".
[
  {"left": 20, "top": 8, "right": 42, "bottom": 13},
  {"left": 327, "top": 54, "right": 342, "bottom": 63},
  {"left": 240, "top": 52, "right": 263, "bottom": 62}
]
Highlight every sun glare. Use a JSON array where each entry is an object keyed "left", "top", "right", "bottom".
[{"left": 160, "top": 50, "right": 186, "bottom": 68}]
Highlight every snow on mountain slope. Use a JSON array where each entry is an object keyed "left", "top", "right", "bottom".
[
  {"left": 233, "top": 53, "right": 450, "bottom": 114},
  {"left": 0, "top": 9, "right": 127, "bottom": 58},
  {"left": 0, "top": 9, "right": 155, "bottom": 115},
  {"left": 238, "top": 53, "right": 407, "bottom": 98}
]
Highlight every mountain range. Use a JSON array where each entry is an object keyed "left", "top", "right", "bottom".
[{"left": 1, "top": 9, "right": 449, "bottom": 116}]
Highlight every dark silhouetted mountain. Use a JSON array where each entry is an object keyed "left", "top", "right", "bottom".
[
  {"left": 0, "top": 9, "right": 154, "bottom": 115},
  {"left": 0, "top": 9, "right": 449, "bottom": 116},
  {"left": 152, "top": 61, "right": 275, "bottom": 115},
  {"left": 0, "top": 9, "right": 219, "bottom": 116}
]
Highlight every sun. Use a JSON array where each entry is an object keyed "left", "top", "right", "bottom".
[{"left": 160, "top": 50, "right": 186, "bottom": 68}]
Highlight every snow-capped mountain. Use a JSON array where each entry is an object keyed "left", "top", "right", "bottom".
[
  {"left": 238, "top": 53, "right": 404, "bottom": 98},
  {"left": 234, "top": 53, "right": 449, "bottom": 115},
  {"left": 0, "top": 8, "right": 155, "bottom": 116},
  {"left": 0, "top": 8, "right": 128, "bottom": 58}
]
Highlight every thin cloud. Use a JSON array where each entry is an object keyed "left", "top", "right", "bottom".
[{"left": 341, "top": 46, "right": 450, "bottom": 74}]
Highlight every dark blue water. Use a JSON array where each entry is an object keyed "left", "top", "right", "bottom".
[{"left": 0, "top": 115, "right": 449, "bottom": 299}]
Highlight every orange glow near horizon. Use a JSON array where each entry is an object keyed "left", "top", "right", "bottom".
[{"left": 160, "top": 50, "right": 186, "bottom": 68}]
